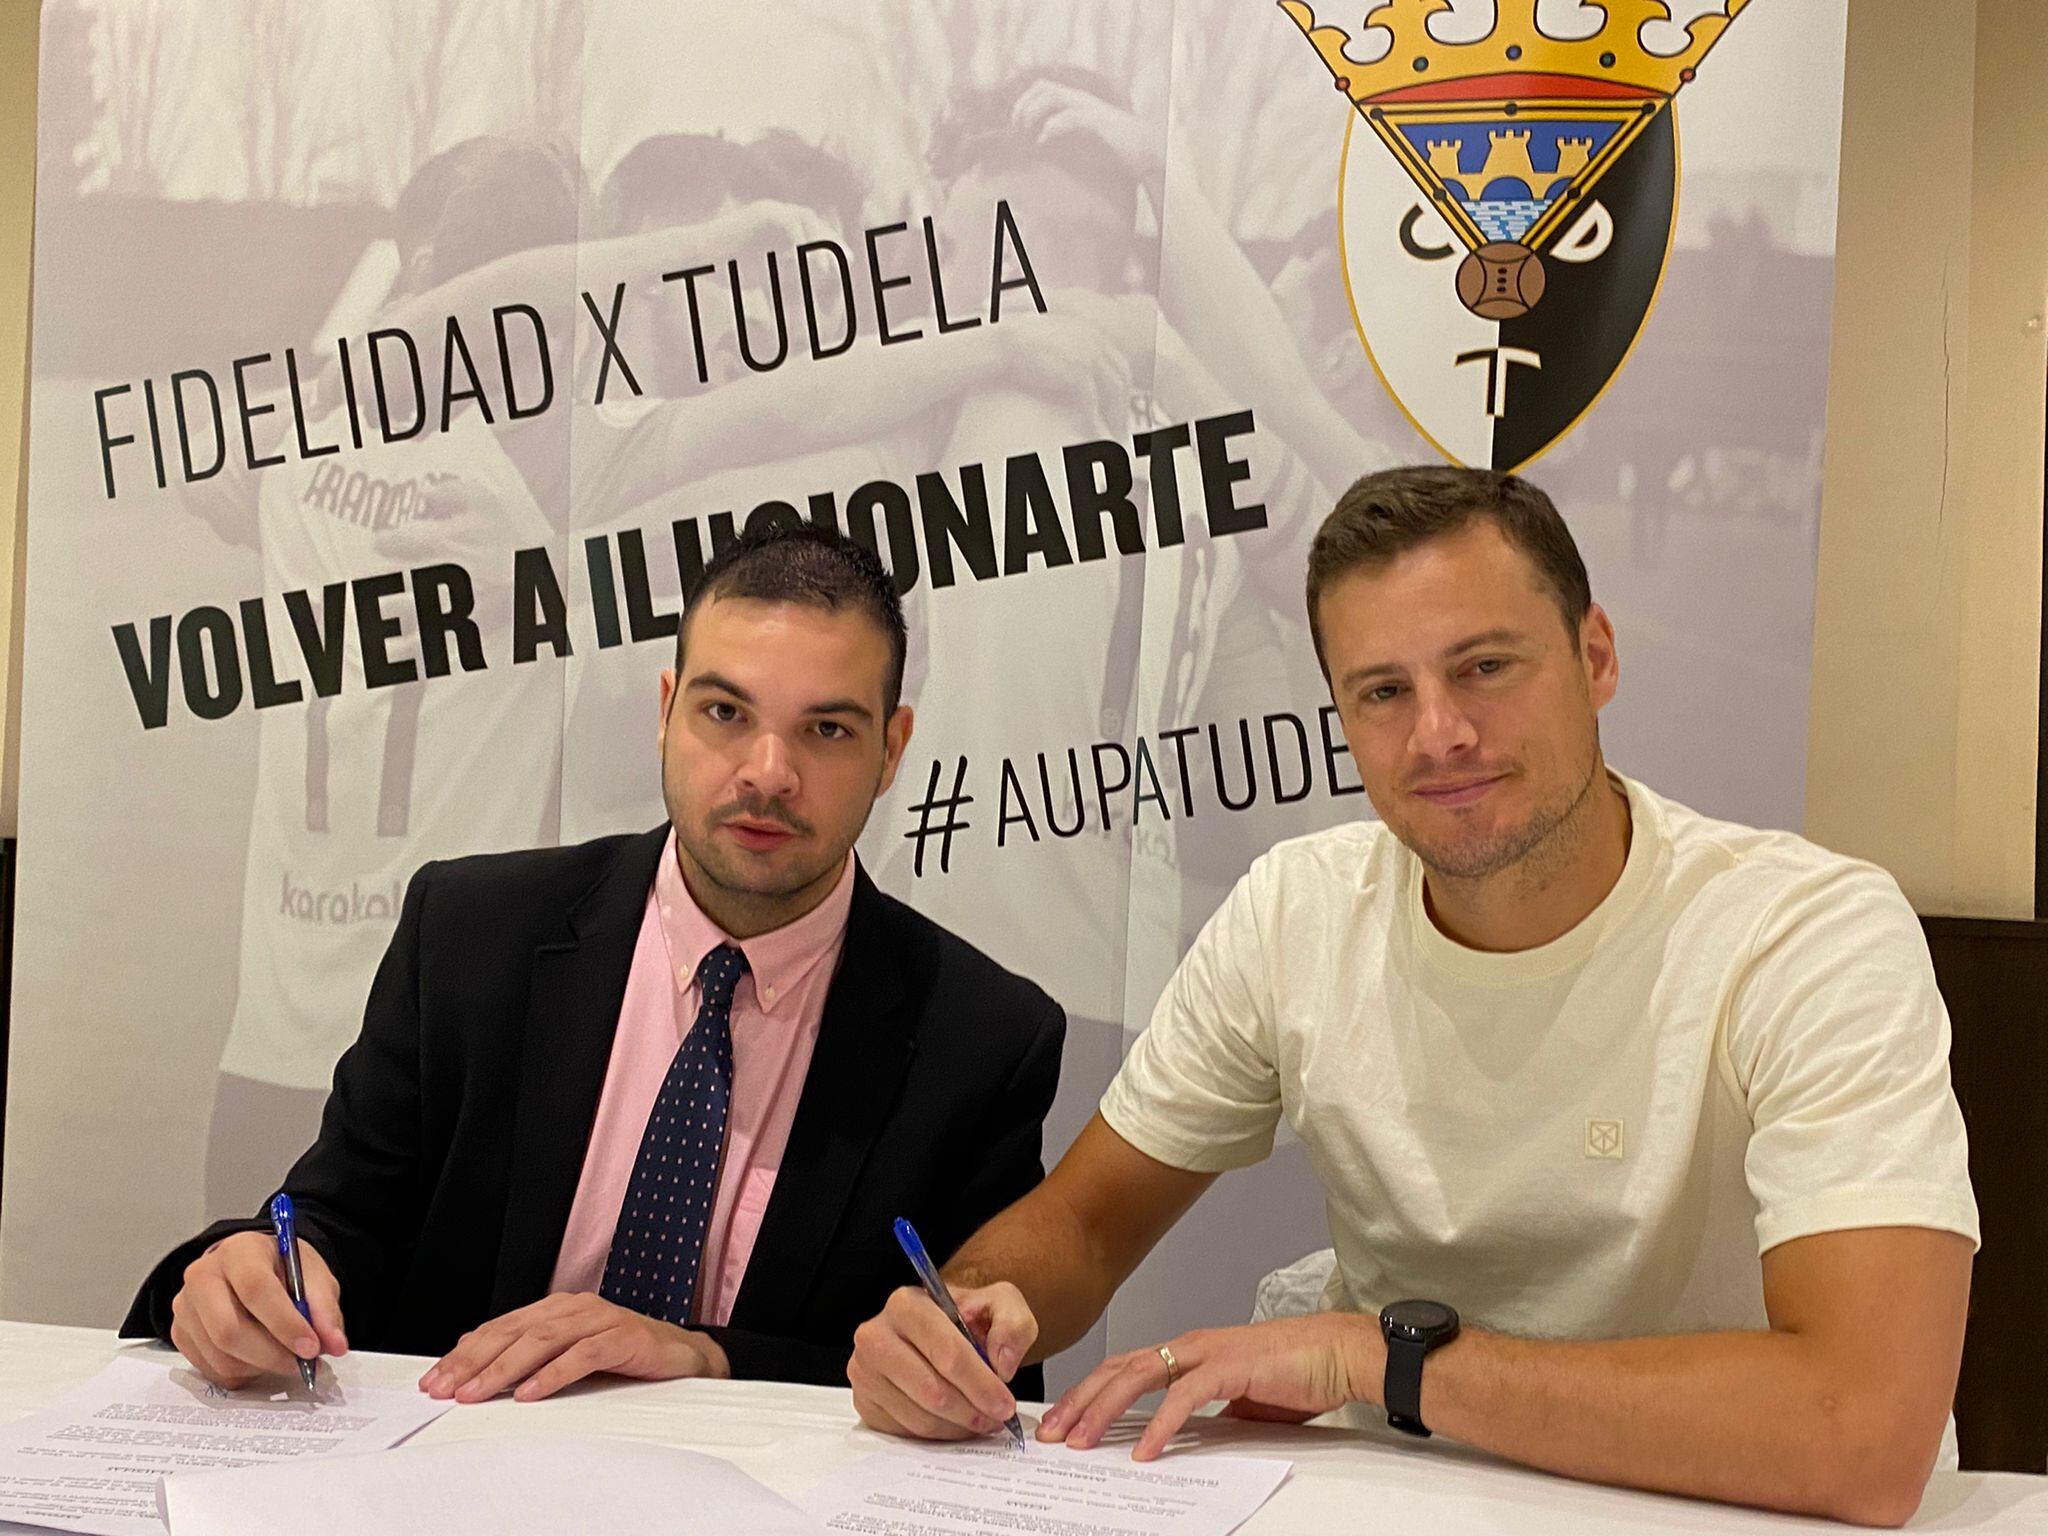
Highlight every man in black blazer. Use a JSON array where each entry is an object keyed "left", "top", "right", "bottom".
[{"left": 125, "top": 523, "right": 1065, "bottom": 1409}]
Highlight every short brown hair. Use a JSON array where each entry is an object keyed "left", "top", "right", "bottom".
[{"left": 1305, "top": 466, "right": 1592, "bottom": 675}]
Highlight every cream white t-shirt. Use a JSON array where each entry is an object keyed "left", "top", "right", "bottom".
[{"left": 1102, "top": 773, "right": 1979, "bottom": 1353}]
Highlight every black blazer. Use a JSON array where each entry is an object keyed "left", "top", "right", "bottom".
[{"left": 124, "top": 827, "right": 1066, "bottom": 1394}]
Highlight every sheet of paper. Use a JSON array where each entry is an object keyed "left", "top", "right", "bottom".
[
  {"left": 799, "top": 1438, "right": 1291, "bottom": 1536},
  {"left": 0, "top": 1355, "right": 449, "bottom": 1536},
  {"left": 159, "top": 1435, "right": 826, "bottom": 1536}
]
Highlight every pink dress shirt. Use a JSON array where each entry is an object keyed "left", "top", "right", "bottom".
[{"left": 547, "top": 833, "right": 854, "bottom": 1326}]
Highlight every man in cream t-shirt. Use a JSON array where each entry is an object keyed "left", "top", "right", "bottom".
[
  {"left": 1120, "top": 768, "right": 1973, "bottom": 1355},
  {"left": 846, "top": 466, "right": 1977, "bottom": 1528}
]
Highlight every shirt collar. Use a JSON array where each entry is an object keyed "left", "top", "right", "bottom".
[
  {"left": 1403, "top": 770, "right": 1660, "bottom": 985},
  {"left": 653, "top": 828, "right": 856, "bottom": 1013}
]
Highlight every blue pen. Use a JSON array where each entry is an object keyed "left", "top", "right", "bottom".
[
  {"left": 893, "top": 1217, "right": 1025, "bottom": 1447},
  {"left": 267, "top": 1194, "right": 320, "bottom": 1391}
]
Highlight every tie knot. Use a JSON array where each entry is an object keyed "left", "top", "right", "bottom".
[{"left": 695, "top": 943, "right": 749, "bottom": 1011}]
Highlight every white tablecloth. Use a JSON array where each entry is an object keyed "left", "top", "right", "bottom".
[{"left": 1, "top": 1321, "right": 2041, "bottom": 1533}]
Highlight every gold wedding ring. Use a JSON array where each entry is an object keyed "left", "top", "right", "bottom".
[{"left": 1156, "top": 1343, "right": 1179, "bottom": 1387}]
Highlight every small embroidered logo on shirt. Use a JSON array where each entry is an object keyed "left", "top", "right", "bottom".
[{"left": 1584, "top": 1118, "right": 1625, "bottom": 1159}]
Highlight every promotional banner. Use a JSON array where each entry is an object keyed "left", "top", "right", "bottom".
[{"left": 5, "top": 0, "right": 1845, "bottom": 1390}]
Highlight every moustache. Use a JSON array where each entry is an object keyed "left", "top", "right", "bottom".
[{"left": 711, "top": 797, "right": 812, "bottom": 837}]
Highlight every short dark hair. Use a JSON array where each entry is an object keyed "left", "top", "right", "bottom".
[
  {"left": 1305, "top": 466, "right": 1592, "bottom": 674},
  {"left": 596, "top": 132, "right": 758, "bottom": 235},
  {"left": 928, "top": 67, "right": 1142, "bottom": 247},
  {"left": 749, "top": 127, "right": 868, "bottom": 235},
  {"left": 392, "top": 136, "right": 581, "bottom": 295},
  {"left": 597, "top": 130, "right": 866, "bottom": 238},
  {"left": 676, "top": 522, "right": 908, "bottom": 718}
]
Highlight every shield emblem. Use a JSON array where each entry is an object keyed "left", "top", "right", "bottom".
[{"left": 1285, "top": 1, "right": 1746, "bottom": 470}]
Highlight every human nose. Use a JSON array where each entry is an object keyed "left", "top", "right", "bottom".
[
  {"left": 1407, "top": 677, "right": 1479, "bottom": 763},
  {"left": 734, "top": 729, "right": 800, "bottom": 799}
]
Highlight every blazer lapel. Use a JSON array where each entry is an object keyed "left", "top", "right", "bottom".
[
  {"left": 729, "top": 866, "right": 916, "bottom": 1329},
  {"left": 490, "top": 825, "right": 669, "bottom": 1314}
]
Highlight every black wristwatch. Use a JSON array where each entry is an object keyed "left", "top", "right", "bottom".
[{"left": 1380, "top": 1298, "right": 1460, "bottom": 1438}]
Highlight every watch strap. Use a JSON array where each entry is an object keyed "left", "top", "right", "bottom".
[{"left": 1383, "top": 1333, "right": 1431, "bottom": 1437}]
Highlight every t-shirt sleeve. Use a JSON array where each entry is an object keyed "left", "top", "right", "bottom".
[
  {"left": 1723, "top": 859, "right": 1980, "bottom": 1256},
  {"left": 1099, "top": 862, "right": 1284, "bottom": 1173}
]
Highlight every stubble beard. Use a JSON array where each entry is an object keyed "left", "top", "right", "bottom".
[
  {"left": 664, "top": 759, "right": 885, "bottom": 920},
  {"left": 1404, "top": 741, "right": 1604, "bottom": 886}
]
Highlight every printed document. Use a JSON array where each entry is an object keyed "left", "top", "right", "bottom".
[
  {"left": 800, "top": 1437, "right": 1290, "bottom": 1536},
  {"left": 0, "top": 1355, "right": 447, "bottom": 1536},
  {"left": 159, "top": 1435, "right": 826, "bottom": 1536}
]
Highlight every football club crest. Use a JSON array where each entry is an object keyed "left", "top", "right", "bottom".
[{"left": 1281, "top": 0, "right": 1750, "bottom": 468}]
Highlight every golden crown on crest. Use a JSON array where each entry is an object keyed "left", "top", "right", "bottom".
[{"left": 1278, "top": 0, "right": 1752, "bottom": 104}]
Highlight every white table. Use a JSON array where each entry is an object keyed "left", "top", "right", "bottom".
[{"left": 2, "top": 1321, "right": 2042, "bottom": 1533}]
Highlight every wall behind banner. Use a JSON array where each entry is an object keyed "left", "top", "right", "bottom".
[
  {"left": 0, "top": 0, "right": 2026, "bottom": 1396},
  {"left": 2, "top": 1, "right": 34, "bottom": 843},
  {"left": 1806, "top": 0, "right": 2046, "bottom": 920},
  {"left": 1, "top": 0, "right": 43, "bottom": 1225}
]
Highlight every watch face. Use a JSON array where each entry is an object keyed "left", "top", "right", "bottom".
[{"left": 1383, "top": 1299, "right": 1457, "bottom": 1339}]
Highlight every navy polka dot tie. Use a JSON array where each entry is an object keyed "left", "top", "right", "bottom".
[{"left": 600, "top": 943, "right": 749, "bottom": 1325}]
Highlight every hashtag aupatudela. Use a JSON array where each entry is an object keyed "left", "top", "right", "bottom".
[{"left": 902, "top": 705, "right": 1366, "bottom": 875}]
